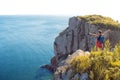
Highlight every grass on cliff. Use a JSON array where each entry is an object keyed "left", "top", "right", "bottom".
[
  {"left": 71, "top": 40, "right": 120, "bottom": 80},
  {"left": 77, "top": 15, "right": 120, "bottom": 29},
  {"left": 59, "top": 15, "right": 120, "bottom": 36}
]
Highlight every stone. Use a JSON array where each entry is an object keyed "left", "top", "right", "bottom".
[
  {"left": 80, "top": 73, "right": 89, "bottom": 80},
  {"left": 54, "top": 50, "right": 90, "bottom": 80},
  {"left": 72, "top": 73, "right": 80, "bottom": 80}
]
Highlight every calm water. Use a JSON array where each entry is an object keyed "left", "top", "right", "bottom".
[{"left": 0, "top": 15, "right": 68, "bottom": 80}]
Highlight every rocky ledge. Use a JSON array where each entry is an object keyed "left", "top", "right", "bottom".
[{"left": 54, "top": 49, "right": 90, "bottom": 80}]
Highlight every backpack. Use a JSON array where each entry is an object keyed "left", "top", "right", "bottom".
[{"left": 98, "top": 36, "right": 104, "bottom": 44}]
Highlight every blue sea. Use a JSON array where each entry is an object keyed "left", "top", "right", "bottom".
[{"left": 0, "top": 15, "right": 68, "bottom": 80}]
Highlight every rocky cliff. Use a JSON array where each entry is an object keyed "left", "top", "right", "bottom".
[{"left": 51, "top": 15, "right": 120, "bottom": 80}]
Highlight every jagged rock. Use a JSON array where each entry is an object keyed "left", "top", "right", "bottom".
[
  {"left": 40, "top": 64, "right": 55, "bottom": 72},
  {"left": 50, "top": 56, "right": 58, "bottom": 72},
  {"left": 54, "top": 49, "right": 90, "bottom": 80},
  {"left": 64, "top": 69, "right": 73, "bottom": 80},
  {"left": 72, "top": 73, "right": 80, "bottom": 80},
  {"left": 53, "top": 17, "right": 93, "bottom": 67},
  {"left": 80, "top": 73, "right": 89, "bottom": 80},
  {"left": 54, "top": 17, "right": 97, "bottom": 58}
]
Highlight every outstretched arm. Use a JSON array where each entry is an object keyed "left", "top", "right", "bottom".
[
  {"left": 89, "top": 32, "right": 98, "bottom": 37},
  {"left": 102, "top": 29, "right": 111, "bottom": 36}
]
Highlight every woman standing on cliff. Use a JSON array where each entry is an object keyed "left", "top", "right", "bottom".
[{"left": 89, "top": 29, "right": 111, "bottom": 49}]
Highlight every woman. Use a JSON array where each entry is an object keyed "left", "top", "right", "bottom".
[{"left": 89, "top": 29, "right": 111, "bottom": 49}]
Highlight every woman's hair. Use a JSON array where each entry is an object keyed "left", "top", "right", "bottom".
[{"left": 98, "top": 30, "right": 102, "bottom": 34}]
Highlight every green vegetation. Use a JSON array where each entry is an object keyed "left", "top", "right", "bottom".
[
  {"left": 59, "top": 15, "right": 120, "bottom": 36},
  {"left": 71, "top": 40, "right": 120, "bottom": 80},
  {"left": 77, "top": 15, "right": 120, "bottom": 29}
]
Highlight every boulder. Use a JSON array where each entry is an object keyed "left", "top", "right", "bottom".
[{"left": 54, "top": 49, "right": 90, "bottom": 80}]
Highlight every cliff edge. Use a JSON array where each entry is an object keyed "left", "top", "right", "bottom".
[{"left": 51, "top": 15, "right": 120, "bottom": 80}]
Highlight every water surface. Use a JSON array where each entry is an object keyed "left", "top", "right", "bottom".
[{"left": 0, "top": 15, "right": 68, "bottom": 80}]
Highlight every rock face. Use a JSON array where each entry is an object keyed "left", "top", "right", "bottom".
[
  {"left": 53, "top": 16, "right": 120, "bottom": 67},
  {"left": 54, "top": 17, "right": 96, "bottom": 56},
  {"left": 51, "top": 16, "right": 120, "bottom": 80},
  {"left": 54, "top": 50, "right": 90, "bottom": 80}
]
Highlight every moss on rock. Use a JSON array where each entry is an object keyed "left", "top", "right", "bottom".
[{"left": 77, "top": 15, "right": 120, "bottom": 29}]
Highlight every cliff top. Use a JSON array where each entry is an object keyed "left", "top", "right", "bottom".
[
  {"left": 77, "top": 15, "right": 120, "bottom": 29},
  {"left": 59, "top": 15, "right": 120, "bottom": 36}
]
